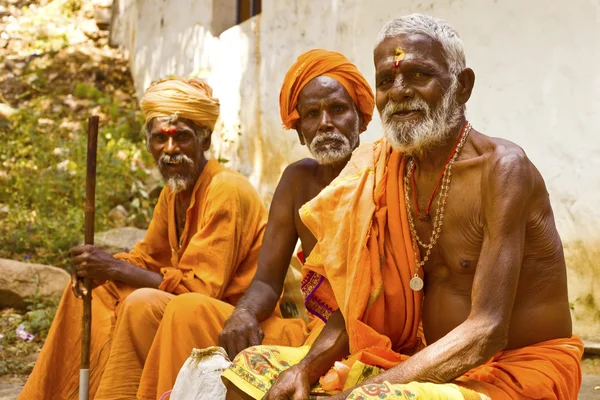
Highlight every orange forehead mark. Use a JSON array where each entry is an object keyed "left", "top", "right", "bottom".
[{"left": 393, "top": 48, "right": 405, "bottom": 68}]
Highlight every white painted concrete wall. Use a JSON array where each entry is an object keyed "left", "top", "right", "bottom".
[{"left": 111, "top": 0, "right": 600, "bottom": 340}]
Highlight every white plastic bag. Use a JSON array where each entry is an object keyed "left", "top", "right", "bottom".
[{"left": 162, "top": 346, "right": 232, "bottom": 400}]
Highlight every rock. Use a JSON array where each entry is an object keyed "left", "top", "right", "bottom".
[
  {"left": 94, "top": 227, "right": 147, "bottom": 254},
  {"left": 0, "top": 259, "right": 70, "bottom": 310},
  {"left": 0, "top": 103, "right": 15, "bottom": 120}
]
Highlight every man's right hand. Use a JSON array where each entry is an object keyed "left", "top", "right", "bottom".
[
  {"left": 219, "top": 308, "right": 264, "bottom": 359},
  {"left": 263, "top": 365, "right": 311, "bottom": 400}
]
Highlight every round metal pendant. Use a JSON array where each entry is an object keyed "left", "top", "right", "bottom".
[{"left": 410, "top": 276, "right": 424, "bottom": 291}]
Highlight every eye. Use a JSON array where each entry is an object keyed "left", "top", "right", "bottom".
[
  {"left": 306, "top": 110, "right": 319, "bottom": 117},
  {"left": 377, "top": 77, "right": 393, "bottom": 88},
  {"left": 175, "top": 132, "right": 193, "bottom": 142},
  {"left": 412, "top": 70, "right": 431, "bottom": 80},
  {"left": 151, "top": 133, "right": 168, "bottom": 143}
]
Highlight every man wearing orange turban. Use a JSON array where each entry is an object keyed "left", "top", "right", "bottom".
[
  {"left": 19, "top": 78, "right": 268, "bottom": 400},
  {"left": 133, "top": 49, "right": 375, "bottom": 399}
]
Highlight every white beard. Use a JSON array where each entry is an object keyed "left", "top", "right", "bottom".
[
  {"left": 307, "top": 120, "right": 360, "bottom": 165},
  {"left": 382, "top": 79, "right": 463, "bottom": 156},
  {"left": 158, "top": 153, "right": 197, "bottom": 192}
]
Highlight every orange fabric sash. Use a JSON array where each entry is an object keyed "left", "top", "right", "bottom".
[{"left": 300, "top": 139, "right": 423, "bottom": 388}]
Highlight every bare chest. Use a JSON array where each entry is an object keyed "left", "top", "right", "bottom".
[{"left": 407, "top": 172, "right": 484, "bottom": 283}]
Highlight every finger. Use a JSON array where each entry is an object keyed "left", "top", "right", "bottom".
[
  {"left": 248, "top": 328, "right": 262, "bottom": 347},
  {"left": 225, "top": 337, "right": 237, "bottom": 361},
  {"left": 71, "top": 252, "right": 89, "bottom": 265},
  {"left": 70, "top": 245, "right": 88, "bottom": 257},
  {"left": 234, "top": 334, "right": 249, "bottom": 358}
]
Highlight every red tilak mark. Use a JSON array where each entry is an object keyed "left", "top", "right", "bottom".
[{"left": 161, "top": 126, "right": 177, "bottom": 134}]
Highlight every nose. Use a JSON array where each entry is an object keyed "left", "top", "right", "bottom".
[
  {"left": 317, "top": 110, "right": 334, "bottom": 132},
  {"left": 163, "top": 136, "right": 179, "bottom": 154},
  {"left": 389, "top": 75, "right": 415, "bottom": 103}
]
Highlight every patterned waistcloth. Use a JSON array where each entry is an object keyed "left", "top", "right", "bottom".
[{"left": 220, "top": 345, "right": 482, "bottom": 400}]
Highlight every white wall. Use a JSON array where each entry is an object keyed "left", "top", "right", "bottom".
[{"left": 111, "top": 0, "right": 600, "bottom": 340}]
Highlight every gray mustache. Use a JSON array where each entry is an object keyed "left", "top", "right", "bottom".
[
  {"left": 382, "top": 100, "right": 429, "bottom": 120},
  {"left": 312, "top": 132, "right": 347, "bottom": 145},
  {"left": 159, "top": 154, "right": 194, "bottom": 168}
]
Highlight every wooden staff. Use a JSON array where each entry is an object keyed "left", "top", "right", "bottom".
[{"left": 80, "top": 115, "right": 99, "bottom": 400}]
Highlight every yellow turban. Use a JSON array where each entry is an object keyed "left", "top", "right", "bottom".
[
  {"left": 279, "top": 49, "right": 374, "bottom": 130},
  {"left": 140, "top": 77, "right": 220, "bottom": 131}
]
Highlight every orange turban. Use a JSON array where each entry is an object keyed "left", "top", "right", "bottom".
[
  {"left": 140, "top": 77, "right": 220, "bottom": 131},
  {"left": 279, "top": 49, "right": 374, "bottom": 130}
]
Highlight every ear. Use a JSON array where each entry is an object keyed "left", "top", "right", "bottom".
[
  {"left": 456, "top": 67, "right": 475, "bottom": 106},
  {"left": 358, "top": 114, "right": 367, "bottom": 134},
  {"left": 202, "top": 133, "right": 212, "bottom": 151},
  {"left": 296, "top": 129, "right": 306, "bottom": 146}
]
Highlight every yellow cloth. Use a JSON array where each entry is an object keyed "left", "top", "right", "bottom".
[
  {"left": 346, "top": 381, "right": 480, "bottom": 400},
  {"left": 136, "top": 293, "right": 310, "bottom": 400},
  {"left": 140, "top": 77, "right": 220, "bottom": 130},
  {"left": 223, "top": 337, "right": 582, "bottom": 400},
  {"left": 18, "top": 160, "right": 266, "bottom": 400},
  {"left": 279, "top": 49, "right": 374, "bottom": 129}
]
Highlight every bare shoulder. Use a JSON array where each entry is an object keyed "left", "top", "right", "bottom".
[
  {"left": 469, "top": 131, "right": 547, "bottom": 205},
  {"left": 277, "top": 158, "right": 320, "bottom": 188}
]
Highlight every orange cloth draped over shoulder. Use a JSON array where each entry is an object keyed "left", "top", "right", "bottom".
[
  {"left": 299, "top": 138, "right": 424, "bottom": 390},
  {"left": 279, "top": 48, "right": 374, "bottom": 130}
]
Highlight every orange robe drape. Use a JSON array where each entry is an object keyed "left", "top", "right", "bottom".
[
  {"left": 18, "top": 160, "right": 267, "bottom": 400},
  {"left": 300, "top": 139, "right": 423, "bottom": 375}
]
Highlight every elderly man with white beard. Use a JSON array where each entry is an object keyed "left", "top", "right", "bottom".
[
  {"left": 224, "top": 14, "right": 582, "bottom": 400},
  {"left": 19, "top": 77, "right": 269, "bottom": 400},
  {"left": 134, "top": 49, "right": 376, "bottom": 400}
]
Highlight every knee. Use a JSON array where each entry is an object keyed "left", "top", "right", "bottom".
[
  {"left": 122, "top": 288, "right": 161, "bottom": 307},
  {"left": 164, "top": 293, "right": 213, "bottom": 320},
  {"left": 120, "top": 288, "right": 170, "bottom": 319}
]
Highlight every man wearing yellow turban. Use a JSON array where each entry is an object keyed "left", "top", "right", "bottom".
[
  {"left": 131, "top": 49, "right": 375, "bottom": 400},
  {"left": 19, "top": 78, "right": 268, "bottom": 400}
]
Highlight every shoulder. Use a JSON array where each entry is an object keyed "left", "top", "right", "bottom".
[
  {"left": 471, "top": 132, "right": 544, "bottom": 210},
  {"left": 278, "top": 158, "right": 319, "bottom": 186},
  {"left": 205, "top": 164, "right": 263, "bottom": 206}
]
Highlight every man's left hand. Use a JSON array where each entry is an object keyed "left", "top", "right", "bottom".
[{"left": 71, "top": 244, "right": 120, "bottom": 282}]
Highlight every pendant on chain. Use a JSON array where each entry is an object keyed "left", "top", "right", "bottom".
[{"left": 409, "top": 275, "right": 424, "bottom": 291}]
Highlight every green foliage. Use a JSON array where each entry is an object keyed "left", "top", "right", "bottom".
[
  {"left": 0, "top": 90, "right": 157, "bottom": 269},
  {"left": 73, "top": 82, "right": 103, "bottom": 101}
]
